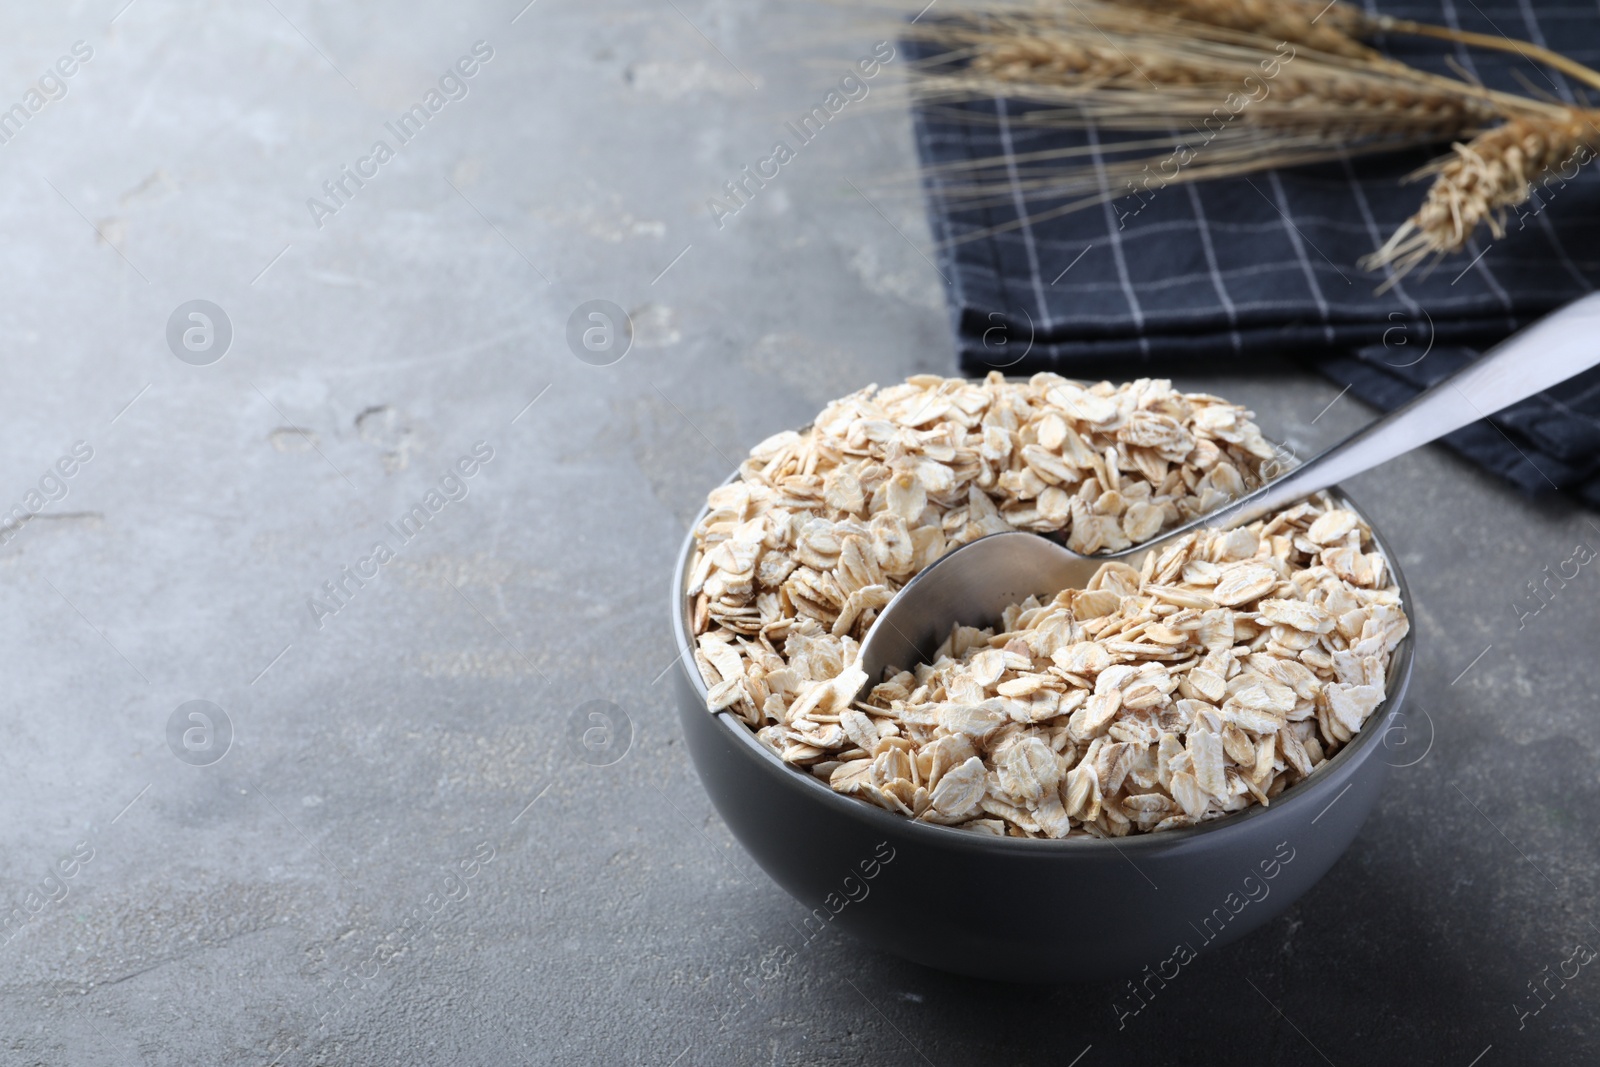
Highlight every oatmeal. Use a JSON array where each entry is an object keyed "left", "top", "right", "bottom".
[{"left": 687, "top": 374, "right": 1406, "bottom": 838}]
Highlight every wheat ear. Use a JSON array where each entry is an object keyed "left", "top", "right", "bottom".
[
  {"left": 1110, "top": 0, "right": 1380, "bottom": 60},
  {"left": 1113, "top": 0, "right": 1600, "bottom": 91},
  {"left": 1362, "top": 114, "right": 1600, "bottom": 277}
]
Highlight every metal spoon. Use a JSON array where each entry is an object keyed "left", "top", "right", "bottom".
[{"left": 855, "top": 291, "right": 1600, "bottom": 689}]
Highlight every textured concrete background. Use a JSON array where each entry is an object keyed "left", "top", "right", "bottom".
[{"left": 2, "top": 1, "right": 1598, "bottom": 1064}]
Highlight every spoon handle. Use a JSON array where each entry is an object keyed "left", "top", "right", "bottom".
[{"left": 1206, "top": 291, "right": 1600, "bottom": 531}]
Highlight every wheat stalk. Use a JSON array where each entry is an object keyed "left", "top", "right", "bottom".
[
  {"left": 911, "top": 20, "right": 1534, "bottom": 145},
  {"left": 961, "top": 33, "right": 1506, "bottom": 137},
  {"left": 895, "top": 0, "right": 1600, "bottom": 276}
]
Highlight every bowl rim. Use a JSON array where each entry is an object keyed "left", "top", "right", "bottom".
[{"left": 672, "top": 453, "right": 1415, "bottom": 854}]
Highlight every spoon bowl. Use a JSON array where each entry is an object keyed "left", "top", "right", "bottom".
[{"left": 856, "top": 529, "right": 1115, "bottom": 687}]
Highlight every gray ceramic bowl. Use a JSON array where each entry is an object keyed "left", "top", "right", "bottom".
[{"left": 671, "top": 478, "right": 1413, "bottom": 983}]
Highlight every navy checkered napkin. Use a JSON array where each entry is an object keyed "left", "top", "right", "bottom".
[{"left": 911, "top": 0, "right": 1600, "bottom": 503}]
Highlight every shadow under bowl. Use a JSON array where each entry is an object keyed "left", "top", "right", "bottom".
[{"left": 671, "top": 479, "right": 1414, "bottom": 983}]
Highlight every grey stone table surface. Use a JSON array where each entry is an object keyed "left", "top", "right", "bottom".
[{"left": 2, "top": 1, "right": 1598, "bottom": 1064}]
